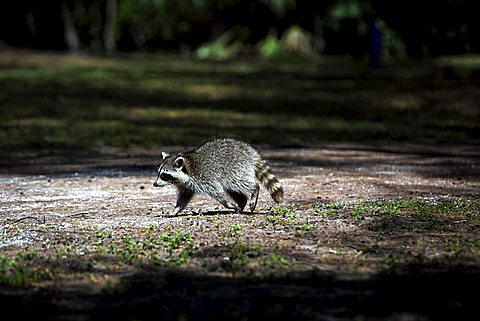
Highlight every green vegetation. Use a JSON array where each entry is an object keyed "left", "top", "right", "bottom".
[
  {"left": 161, "top": 231, "right": 195, "bottom": 265},
  {"left": 0, "top": 252, "right": 52, "bottom": 287},
  {"left": 0, "top": 199, "right": 478, "bottom": 288},
  {"left": 350, "top": 199, "right": 480, "bottom": 231},
  {"left": 222, "top": 224, "right": 244, "bottom": 238},
  {"left": 314, "top": 199, "right": 479, "bottom": 271},
  {"left": 296, "top": 222, "right": 318, "bottom": 232},
  {"left": 0, "top": 228, "right": 196, "bottom": 287},
  {"left": 0, "top": 52, "right": 479, "bottom": 150},
  {"left": 95, "top": 229, "right": 195, "bottom": 266},
  {"left": 261, "top": 253, "right": 290, "bottom": 269},
  {"left": 315, "top": 199, "right": 480, "bottom": 233},
  {"left": 221, "top": 240, "right": 263, "bottom": 271},
  {"left": 220, "top": 240, "right": 290, "bottom": 272},
  {"left": 266, "top": 206, "right": 298, "bottom": 228}
]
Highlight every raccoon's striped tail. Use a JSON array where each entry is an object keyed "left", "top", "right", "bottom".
[{"left": 256, "top": 160, "right": 284, "bottom": 203}]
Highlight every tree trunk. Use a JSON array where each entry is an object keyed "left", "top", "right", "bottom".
[
  {"left": 59, "top": 0, "right": 80, "bottom": 51},
  {"left": 313, "top": 15, "right": 325, "bottom": 53},
  {"left": 103, "top": 0, "right": 117, "bottom": 53}
]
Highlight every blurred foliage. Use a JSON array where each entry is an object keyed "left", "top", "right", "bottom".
[
  {"left": 256, "top": 35, "right": 285, "bottom": 58},
  {"left": 195, "top": 26, "right": 249, "bottom": 60},
  {"left": 281, "top": 25, "right": 314, "bottom": 58},
  {"left": 259, "top": 0, "right": 296, "bottom": 17},
  {"left": 195, "top": 41, "right": 242, "bottom": 61},
  {"left": 376, "top": 19, "right": 408, "bottom": 64},
  {"left": 116, "top": 0, "right": 211, "bottom": 49},
  {"left": 1, "top": 0, "right": 478, "bottom": 58},
  {"left": 196, "top": 24, "right": 315, "bottom": 60},
  {"left": 326, "top": 0, "right": 369, "bottom": 30}
]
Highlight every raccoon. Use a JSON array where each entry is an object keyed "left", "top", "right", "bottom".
[{"left": 153, "top": 137, "right": 283, "bottom": 216}]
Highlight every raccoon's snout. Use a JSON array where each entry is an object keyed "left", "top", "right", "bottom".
[{"left": 153, "top": 181, "right": 160, "bottom": 187}]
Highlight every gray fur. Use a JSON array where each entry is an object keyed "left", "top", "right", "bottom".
[{"left": 153, "top": 137, "right": 284, "bottom": 216}]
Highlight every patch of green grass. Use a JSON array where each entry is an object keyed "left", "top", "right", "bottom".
[
  {"left": 272, "top": 206, "right": 297, "bottom": 217},
  {"left": 350, "top": 203, "right": 374, "bottom": 219},
  {"left": 1, "top": 52, "right": 478, "bottom": 150},
  {"left": 444, "top": 236, "right": 480, "bottom": 257},
  {"left": 219, "top": 240, "right": 291, "bottom": 272},
  {"left": 0, "top": 252, "right": 52, "bottom": 287},
  {"left": 94, "top": 229, "right": 194, "bottom": 266},
  {"left": 221, "top": 240, "right": 263, "bottom": 271},
  {"left": 361, "top": 243, "right": 381, "bottom": 254},
  {"left": 222, "top": 224, "right": 243, "bottom": 238},
  {"left": 375, "top": 255, "right": 403, "bottom": 272},
  {"left": 1, "top": 227, "right": 198, "bottom": 287},
  {"left": 351, "top": 200, "right": 414, "bottom": 219},
  {"left": 266, "top": 206, "right": 298, "bottom": 228},
  {"left": 315, "top": 199, "right": 479, "bottom": 232},
  {"left": 161, "top": 231, "right": 195, "bottom": 265},
  {"left": 444, "top": 237, "right": 463, "bottom": 256},
  {"left": 296, "top": 223, "right": 318, "bottom": 232},
  {"left": 261, "top": 253, "right": 290, "bottom": 270},
  {"left": 315, "top": 202, "right": 350, "bottom": 218}
]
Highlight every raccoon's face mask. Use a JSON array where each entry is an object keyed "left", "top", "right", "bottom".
[{"left": 153, "top": 152, "right": 186, "bottom": 186}]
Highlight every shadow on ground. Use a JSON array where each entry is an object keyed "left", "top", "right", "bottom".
[
  {"left": 1, "top": 50, "right": 479, "bottom": 149},
  {"left": 1, "top": 263, "right": 478, "bottom": 321}
]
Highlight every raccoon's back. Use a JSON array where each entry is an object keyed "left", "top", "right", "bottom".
[{"left": 189, "top": 137, "right": 260, "bottom": 184}]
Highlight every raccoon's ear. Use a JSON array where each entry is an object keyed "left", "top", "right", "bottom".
[
  {"left": 161, "top": 152, "right": 170, "bottom": 160},
  {"left": 174, "top": 156, "right": 185, "bottom": 168}
]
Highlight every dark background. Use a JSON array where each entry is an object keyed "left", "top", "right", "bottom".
[{"left": 1, "top": 0, "right": 478, "bottom": 58}]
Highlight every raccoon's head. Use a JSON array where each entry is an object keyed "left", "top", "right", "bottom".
[{"left": 153, "top": 152, "right": 190, "bottom": 187}]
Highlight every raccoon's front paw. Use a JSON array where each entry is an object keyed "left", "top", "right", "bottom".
[{"left": 168, "top": 207, "right": 182, "bottom": 217}]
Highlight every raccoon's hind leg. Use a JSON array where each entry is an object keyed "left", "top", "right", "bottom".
[
  {"left": 227, "top": 190, "right": 248, "bottom": 212},
  {"left": 249, "top": 184, "right": 260, "bottom": 212},
  {"left": 214, "top": 190, "right": 242, "bottom": 213}
]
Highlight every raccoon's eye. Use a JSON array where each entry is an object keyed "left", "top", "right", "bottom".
[{"left": 174, "top": 157, "right": 184, "bottom": 168}]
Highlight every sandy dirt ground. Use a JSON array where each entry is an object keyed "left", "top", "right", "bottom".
[
  {"left": 2, "top": 143, "right": 478, "bottom": 221},
  {"left": 0, "top": 142, "right": 479, "bottom": 320}
]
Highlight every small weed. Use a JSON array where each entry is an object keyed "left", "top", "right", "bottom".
[
  {"left": 221, "top": 240, "right": 263, "bottom": 271},
  {"left": 325, "top": 203, "right": 348, "bottom": 210},
  {"left": 373, "top": 232, "right": 384, "bottom": 242},
  {"left": 266, "top": 215, "right": 286, "bottom": 227},
  {"left": 267, "top": 206, "right": 297, "bottom": 228},
  {"left": 450, "top": 199, "right": 480, "bottom": 217},
  {"left": 95, "top": 230, "right": 113, "bottom": 246},
  {"left": 444, "top": 237, "right": 464, "bottom": 256},
  {"left": 361, "top": 243, "right": 380, "bottom": 254},
  {"left": 351, "top": 202, "right": 375, "bottom": 219},
  {"left": 262, "top": 253, "right": 290, "bottom": 270},
  {"left": 0, "top": 256, "right": 16, "bottom": 275},
  {"left": 0, "top": 254, "right": 51, "bottom": 287},
  {"left": 161, "top": 231, "right": 194, "bottom": 265},
  {"left": 347, "top": 263, "right": 359, "bottom": 271},
  {"left": 222, "top": 224, "right": 243, "bottom": 238},
  {"left": 15, "top": 251, "right": 37, "bottom": 261},
  {"left": 376, "top": 255, "right": 402, "bottom": 272},
  {"left": 296, "top": 223, "right": 318, "bottom": 232},
  {"left": 88, "top": 273, "right": 98, "bottom": 283},
  {"left": 273, "top": 206, "right": 296, "bottom": 216},
  {"left": 143, "top": 224, "right": 158, "bottom": 231},
  {"left": 315, "top": 202, "right": 349, "bottom": 217},
  {"left": 96, "top": 230, "right": 112, "bottom": 239}
]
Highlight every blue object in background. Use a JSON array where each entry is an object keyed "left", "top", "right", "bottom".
[{"left": 370, "top": 19, "right": 381, "bottom": 69}]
